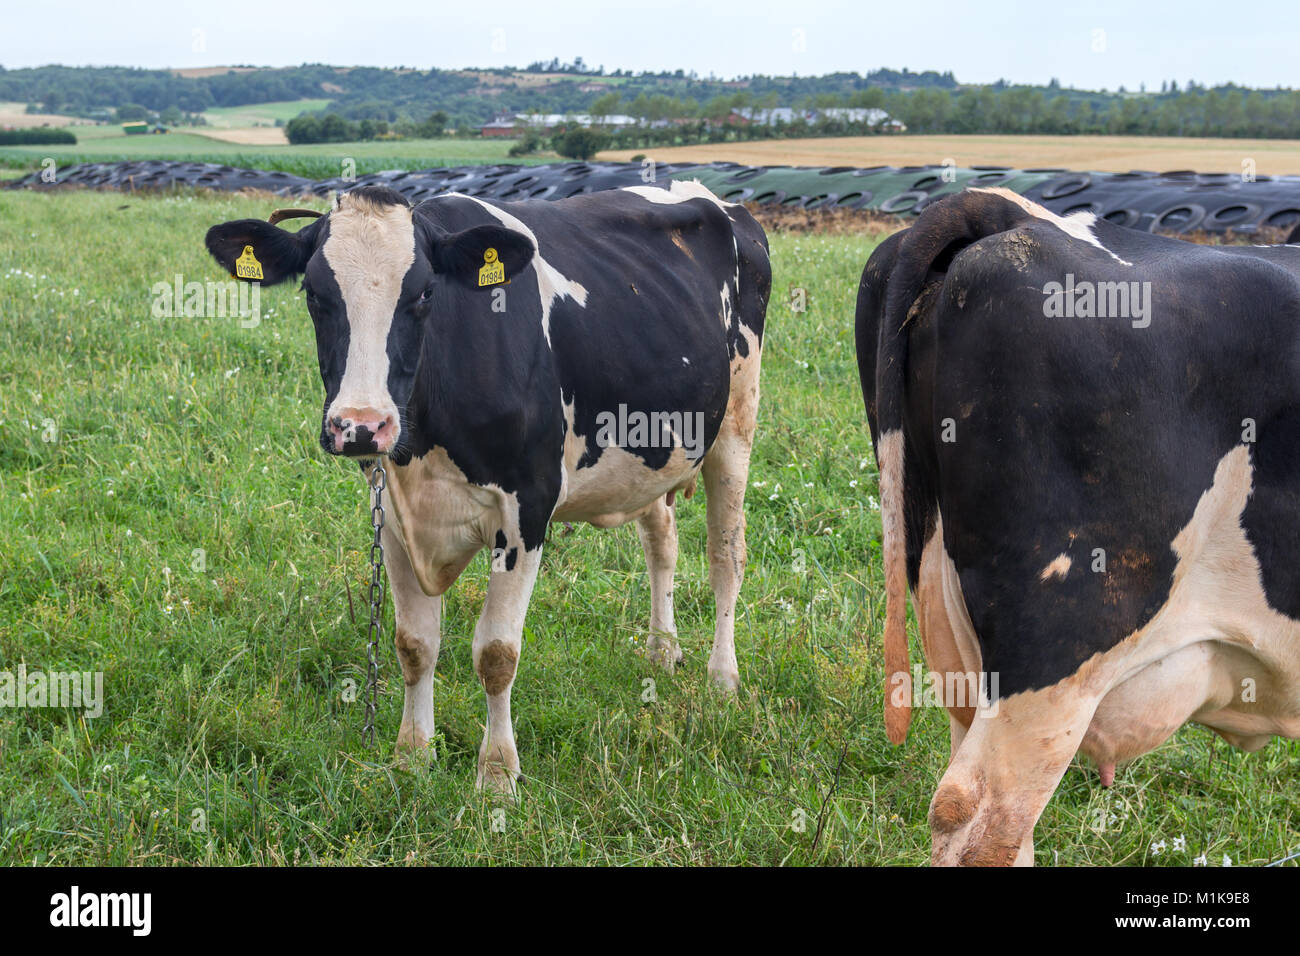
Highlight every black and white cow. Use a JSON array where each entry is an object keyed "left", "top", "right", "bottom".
[
  {"left": 856, "top": 186, "right": 1300, "bottom": 865},
  {"left": 206, "top": 181, "right": 769, "bottom": 791}
]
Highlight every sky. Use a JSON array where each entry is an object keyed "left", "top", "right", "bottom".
[{"left": 3, "top": 0, "right": 1299, "bottom": 91}]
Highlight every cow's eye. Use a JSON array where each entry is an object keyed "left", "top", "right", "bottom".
[{"left": 419, "top": 286, "right": 434, "bottom": 303}]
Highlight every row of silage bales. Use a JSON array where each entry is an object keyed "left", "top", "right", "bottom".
[
  {"left": 10, "top": 158, "right": 1300, "bottom": 237},
  {"left": 9, "top": 159, "right": 316, "bottom": 194},
  {"left": 301, "top": 160, "right": 719, "bottom": 202},
  {"left": 678, "top": 163, "right": 1062, "bottom": 214},
  {"left": 1023, "top": 169, "right": 1300, "bottom": 236}
]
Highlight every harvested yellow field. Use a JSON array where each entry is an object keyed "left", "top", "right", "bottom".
[
  {"left": 188, "top": 126, "right": 290, "bottom": 146},
  {"left": 0, "top": 102, "right": 85, "bottom": 129},
  {"left": 169, "top": 66, "right": 261, "bottom": 78},
  {"left": 600, "top": 134, "right": 1300, "bottom": 176}
]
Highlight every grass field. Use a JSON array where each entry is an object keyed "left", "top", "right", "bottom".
[
  {"left": 201, "top": 99, "right": 333, "bottom": 128},
  {"left": 0, "top": 136, "right": 549, "bottom": 180},
  {"left": 0, "top": 189, "right": 1296, "bottom": 866},
  {"left": 193, "top": 100, "right": 336, "bottom": 146},
  {"left": 601, "top": 133, "right": 1300, "bottom": 176}
]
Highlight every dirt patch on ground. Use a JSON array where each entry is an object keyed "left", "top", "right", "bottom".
[
  {"left": 747, "top": 203, "right": 908, "bottom": 238},
  {"left": 743, "top": 201, "right": 1293, "bottom": 245},
  {"left": 603, "top": 134, "right": 1300, "bottom": 177},
  {"left": 1178, "top": 225, "right": 1296, "bottom": 245}
]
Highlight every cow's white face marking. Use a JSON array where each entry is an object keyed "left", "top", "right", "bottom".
[
  {"left": 322, "top": 193, "right": 416, "bottom": 449},
  {"left": 972, "top": 187, "right": 1134, "bottom": 267}
]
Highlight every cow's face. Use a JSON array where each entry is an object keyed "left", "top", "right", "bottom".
[{"left": 205, "top": 187, "right": 535, "bottom": 460}]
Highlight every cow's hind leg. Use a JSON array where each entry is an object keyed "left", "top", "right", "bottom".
[
  {"left": 637, "top": 496, "right": 682, "bottom": 670},
  {"left": 473, "top": 543, "right": 542, "bottom": 794},
  {"left": 701, "top": 351, "right": 760, "bottom": 692},
  {"left": 929, "top": 689, "right": 1102, "bottom": 866},
  {"left": 385, "top": 524, "right": 443, "bottom": 759}
]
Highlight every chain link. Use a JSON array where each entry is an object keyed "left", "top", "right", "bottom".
[{"left": 363, "top": 459, "right": 387, "bottom": 747}]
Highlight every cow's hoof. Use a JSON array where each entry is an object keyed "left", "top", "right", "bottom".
[
  {"left": 707, "top": 667, "right": 740, "bottom": 694},
  {"left": 476, "top": 764, "right": 520, "bottom": 799},
  {"left": 395, "top": 744, "right": 437, "bottom": 771},
  {"left": 476, "top": 742, "right": 521, "bottom": 797},
  {"left": 646, "top": 640, "right": 682, "bottom": 673},
  {"left": 395, "top": 727, "right": 436, "bottom": 767}
]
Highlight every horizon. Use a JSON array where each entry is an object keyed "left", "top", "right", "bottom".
[
  {"left": 4, "top": 0, "right": 1299, "bottom": 92},
  {"left": 5, "top": 61, "right": 1296, "bottom": 99}
]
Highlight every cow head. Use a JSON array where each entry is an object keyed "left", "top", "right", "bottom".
[{"left": 205, "top": 186, "right": 535, "bottom": 460}]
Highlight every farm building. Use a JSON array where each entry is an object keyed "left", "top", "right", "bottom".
[
  {"left": 479, "top": 113, "right": 641, "bottom": 136},
  {"left": 731, "top": 106, "right": 905, "bottom": 131}
]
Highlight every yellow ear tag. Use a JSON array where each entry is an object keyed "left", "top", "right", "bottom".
[
  {"left": 478, "top": 247, "right": 505, "bottom": 287},
  {"left": 234, "top": 245, "right": 264, "bottom": 281}
]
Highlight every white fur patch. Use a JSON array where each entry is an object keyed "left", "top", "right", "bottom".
[
  {"left": 1039, "top": 553, "right": 1072, "bottom": 581},
  {"left": 322, "top": 193, "right": 415, "bottom": 426},
  {"left": 972, "top": 186, "right": 1133, "bottom": 267},
  {"left": 623, "top": 179, "right": 732, "bottom": 210}
]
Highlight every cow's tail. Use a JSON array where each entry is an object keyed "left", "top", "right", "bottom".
[{"left": 875, "top": 187, "right": 1032, "bottom": 744}]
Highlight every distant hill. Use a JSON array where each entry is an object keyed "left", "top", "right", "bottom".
[
  {"left": 0, "top": 62, "right": 1025, "bottom": 126},
  {"left": 2, "top": 63, "right": 1298, "bottom": 139}
]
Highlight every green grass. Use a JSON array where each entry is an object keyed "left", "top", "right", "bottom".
[
  {"left": 0, "top": 190, "right": 1296, "bottom": 866},
  {"left": 0, "top": 136, "right": 550, "bottom": 179},
  {"left": 201, "top": 99, "right": 333, "bottom": 128}
]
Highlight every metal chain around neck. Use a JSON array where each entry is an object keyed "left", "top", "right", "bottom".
[{"left": 363, "top": 459, "right": 387, "bottom": 747}]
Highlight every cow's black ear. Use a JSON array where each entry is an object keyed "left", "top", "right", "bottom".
[
  {"left": 430, "top": 225, "right": 536, "bottom": 288},
  {"left": 205, "top": 218, "right": 321, "bottom": 286}
]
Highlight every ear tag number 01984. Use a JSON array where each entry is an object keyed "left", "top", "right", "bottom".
[
  {"left": 478, "top": 247, "right": 506, "bottom": 287},
  {"left": 235, "top": 245, "right": 264, "bottom": 281}
]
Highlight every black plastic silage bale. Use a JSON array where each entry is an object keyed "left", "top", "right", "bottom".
[
  {"left": 1027, "top": 170, "right": 1300, "bottom": 235},
  {"left": 6, "top": 159, "right": 317, "bottom": 195},
  {"left": 10, "top": 158, "right": 1300, "bottom": 237}
]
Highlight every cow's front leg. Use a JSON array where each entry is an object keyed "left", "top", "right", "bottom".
[
  {"left": 384, "top": 524, "right": 443, "bottom": 758},
  {"left": 474, "top": 542, "right": 542, "bottom": 794}
]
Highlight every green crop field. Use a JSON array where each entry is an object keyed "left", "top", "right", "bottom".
[
  {"left": 1, "top": 189, "right": 1296, "bottom": 866},
  {"left": 0, "top": 136, "right": 548, "bottom": 180}
]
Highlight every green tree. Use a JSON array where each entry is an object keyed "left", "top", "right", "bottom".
[
  {"left": 285, "top": 114, "right": 323, "bottom": 144},
  {"left": 552, "top": 127, "right": 609, "bottom": 160},
  {"left": 589, "top": 91, "right": 621, "bottom": 123},
  {"left": 703, "top": 94, "right": 733, "bottom": 122}
]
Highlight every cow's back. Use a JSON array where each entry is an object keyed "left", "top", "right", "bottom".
[{"left": 425, "top": 185, "right": 769, "bottom": 523}]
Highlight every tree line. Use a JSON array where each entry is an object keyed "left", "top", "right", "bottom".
[
  {"left": 5, "top": 63, "right": 1300, "bottom": 141},
  {"left": 883, "top": 83, "right": 1300, "bottom": 138}
]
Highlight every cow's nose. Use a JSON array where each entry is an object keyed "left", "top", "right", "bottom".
[{"left": 327, "top": 408, "right": 398, "bottom": 455}]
